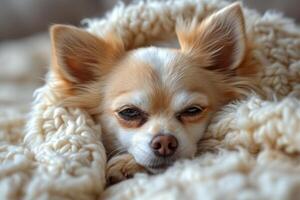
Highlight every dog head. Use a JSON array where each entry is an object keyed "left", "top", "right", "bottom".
[{"left": 50, "top": 3, "right": 257, "bottom": 172}]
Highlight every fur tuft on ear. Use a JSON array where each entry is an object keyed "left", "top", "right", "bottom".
[
  {"left": 176, "top": 3, "right": 246, "bottom": 73},
  {"left": 50, "top": 25, "right": 124, "bottom": 84}
]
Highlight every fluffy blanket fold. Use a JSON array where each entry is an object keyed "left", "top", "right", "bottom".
[{"left": 1, "top": 0, "right": 300, "bottom": 199}]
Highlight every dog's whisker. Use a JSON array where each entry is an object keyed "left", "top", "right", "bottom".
[{"left": 107, "top": 146, "right": 127, "bottom": 159}]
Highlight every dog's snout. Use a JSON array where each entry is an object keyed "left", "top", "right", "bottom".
[{"left": 150, "top": 134, "right": 178, "bottom": 157}]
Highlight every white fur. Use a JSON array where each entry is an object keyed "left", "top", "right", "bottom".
[{"left": 133, "top": 47, "right": 178, "bottom": 82}]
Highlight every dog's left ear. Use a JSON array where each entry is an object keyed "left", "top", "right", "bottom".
[{"left": 177, "top": 3, "right": 246, "bottom": 72}]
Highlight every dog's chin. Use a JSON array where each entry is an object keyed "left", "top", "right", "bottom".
[
  {"left": 136, "top": 157, "right": 177, "bottom": 174},
  {"left": 145, "top": 163, "right": 172, "bottom": 174}
]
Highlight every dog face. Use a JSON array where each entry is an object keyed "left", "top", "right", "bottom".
[
  {"left": 50, "top": 3, "right": 256, "bottom": 172},
  {"left": 100, "top": 47, "right": 228, "bottom": 171}
]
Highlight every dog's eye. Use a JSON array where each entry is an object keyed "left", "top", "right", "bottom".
[
  {"left": 181, "top": 106, "right": 203, "bottom": 116},
  {"left": 177, "top": 106, "right": 204, "bottom": 121},
  {"left": 118, "top": 108, "right": 143, "bottom": 120}
]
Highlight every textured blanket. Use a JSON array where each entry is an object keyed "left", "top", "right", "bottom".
[{"left": 1, "top": 0, "right": 300, "bottom": 199}]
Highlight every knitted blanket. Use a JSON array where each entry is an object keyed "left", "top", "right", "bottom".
[{"left": 1, "top": 0, "right": 300, "bottom": 199}]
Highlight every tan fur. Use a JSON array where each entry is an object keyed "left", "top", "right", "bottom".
[
  {"left": 106, "top": 154, "right": 146, "bottom": 185},
  {"left": 176, "top": 3, "right": 246, "bottom": 70},
  {"left": 50, "top": 24, "right": 125, "bottom": 107}
]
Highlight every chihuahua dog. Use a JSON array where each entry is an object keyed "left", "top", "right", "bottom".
[{"left": 49, "top": 3, "right": 259, "bottom": 184}]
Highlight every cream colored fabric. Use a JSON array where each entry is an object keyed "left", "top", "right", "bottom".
[{"left": 1, "top": 0, "right": 300, "bottom": 199}]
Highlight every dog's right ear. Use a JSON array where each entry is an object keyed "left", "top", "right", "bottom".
[
  {"left": 176, "top": 3, "right": 246, "bottom": 73},
  {"left": 50, "top": 25, "right": 124, "bottom": 85}
]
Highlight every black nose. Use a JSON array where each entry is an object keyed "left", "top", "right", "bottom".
[{"left": 150, "top": 134, "right": 178, "bottom": 157}]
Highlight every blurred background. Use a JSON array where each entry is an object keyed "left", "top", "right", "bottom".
[
  {"left": 0, "top": 0, "right": 299, "bottom": 108},
  {"left": 1, "top": 0, "right": 299, "bottom": 41}
]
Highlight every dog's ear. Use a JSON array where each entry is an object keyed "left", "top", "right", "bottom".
[
  {"left": 50, "top": 25, "right": 124, "bottom": 84},
  {"left": 177, "top": 3, "right": 246, "bottom": 73}
]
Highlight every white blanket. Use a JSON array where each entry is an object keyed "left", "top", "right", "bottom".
[{"left": 1, "top": 0, "right": 300, "bottom": 199}]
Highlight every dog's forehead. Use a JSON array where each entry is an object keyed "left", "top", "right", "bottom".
[
  {"left": 129, "top": 47, "right": 209, "bottom": 93},
  {"left": 132, "top": 47, "right": 179, "bottom": 80}
]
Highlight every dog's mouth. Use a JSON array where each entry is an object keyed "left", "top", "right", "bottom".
[{"left": 133, "top": 148, "right": 180, "bottom": 173}]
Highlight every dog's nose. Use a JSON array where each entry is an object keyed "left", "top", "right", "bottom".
[{"left": 150, "top": 134, "right": 178, "bottom": 157}]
